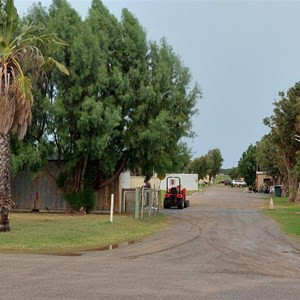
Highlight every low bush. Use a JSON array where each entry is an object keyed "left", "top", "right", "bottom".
[{"left": 64, "top": 187, "right": 96, "bottom": 213}]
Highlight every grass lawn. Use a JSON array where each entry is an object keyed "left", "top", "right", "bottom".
[
  {"left": 0, "top": 212, "right": 169, "bottom": 254},
  {"left": 262, "top": 196, "right": 300, "bottom": 241}
]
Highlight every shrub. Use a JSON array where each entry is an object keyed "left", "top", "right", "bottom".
[
  {"left": 81, "top": 187, "right": 96, "bottom": 214},
  {"left": 64, "top": 190, "right": 82, "bottom": 211},
  {"left": 64, "top": 188, "right": 96, "bottom": 213}
]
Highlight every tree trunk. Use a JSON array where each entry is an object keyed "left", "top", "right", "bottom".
[
  {"left": 280, "top": 175, "right": 288, "bottom": 197},
  {"left": 288, "top": 174, "right": 298, "bottom": 202},
  {"left": 98, "top": 154, "right": 128, "bottom": 189},
  {"left": 295, "top": 187, "right": 300, "bottom": 203},
  {"left": 0, "top": 133, "right": 12, "bottom": 232}
]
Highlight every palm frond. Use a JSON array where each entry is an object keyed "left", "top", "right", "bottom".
[
  {"left": 0, "top": 64, "right": 15, "bottom": 135},
  {"left": 15, "top": 74, "right": 33, "bottom": 103},
  {"left": 9, "top": 74, "right": 33, "bottom": 139},
  {"left": 45, "top": 57, "right": 69, "bottom": 75},
  {"left": 0, "top": 0, "right": 68, "bottom": 139},
  {"left": 36, "top": 33, "right": 68, "bottom": 46},
  {"left": 3, "top": 0, "right": 18, "bottom": 44},
  {"left": 4, "top": 0, "right": 18, "bottom": 22}
]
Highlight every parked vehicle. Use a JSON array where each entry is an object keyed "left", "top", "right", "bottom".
[
  {"left": 163, "top": 177, "right": 189, "bottom": 209},
  {"left": 231, "top": 179, "right": 246, "bottom": 187},
  {"left": 224, "top": 179, "right": 232, "bottom": 186}
]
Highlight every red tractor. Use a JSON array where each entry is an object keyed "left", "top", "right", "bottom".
[{"left": 163, "top": 176, "right": 190, "bottom": 209}]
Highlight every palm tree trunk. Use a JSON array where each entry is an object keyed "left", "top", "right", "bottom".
[{"left": 0, "top": 133, "right": 12, "bottom": 232}]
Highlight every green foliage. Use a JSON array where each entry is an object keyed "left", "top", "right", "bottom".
[
  {"left": 81, "top": 187, "right": 96, "bottom": 213},
  {"left": 64, "top": 190, "right": 82, "bottom": 211},
  {"left": 265, "top": 84, "right": 300, "bottom": 168},
  {"left": 188, "top": 148, "right": 223, "bottom": 181},
  {"left": 187, "top": 155, "right": 209, "bottom": 180},
  {"left": 256, "top": 134, "right": 280, "bottom": 177},
  {"left": 293, "top": 150, "right": 300, "bottom": 175},
  {"left": 206, "top": 148, "right": 223, "bottom": 179},
  {"left": 238, "top": 144, "right": 256, "bottom": 186},
  {"left": 261, "top": 82, "right": 300, "bottom": 200},
  {"left": 227, "top": 167, "right": 240, "bottom": 179},
  {"left": 12, "top": 0, "right": 200, "bottom": 195},
  {"left": 5, "top": 0, "right": 68, "bottom": 176},
  {"left": 56, "top": 171, "right": 68, "bottom": 189},
  {"left": 64, "top": 187, "right": 95, "bottom": 213}
]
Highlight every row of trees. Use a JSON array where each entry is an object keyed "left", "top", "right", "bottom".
[
  {"left": 1, "top": 0, "right": 201, "bottom": 230},
  {"left": 238, "top": 82, "right": 300, "bottom": 202},
  {"left": 187, "top": 149, "right": 223, "bottom": 182}
]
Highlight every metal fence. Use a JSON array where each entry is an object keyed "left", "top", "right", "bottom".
[
  {"left": 12, "top": 162, "right": 121, "bottom": 212},
  {"left": 122, "top": 188, "right": 161, "bottom": 219}
]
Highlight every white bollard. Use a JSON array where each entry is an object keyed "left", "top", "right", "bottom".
[{"left": 110, "top": 194, "right": 114, "bottom": 222}]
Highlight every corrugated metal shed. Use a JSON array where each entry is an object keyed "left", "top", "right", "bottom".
[{"left": 11, "top": 161, "right": 120, "bottom": 212}]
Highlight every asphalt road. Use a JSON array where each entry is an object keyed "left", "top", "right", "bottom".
[{"left": 1, "top": 185, "right": 300, "bottom": 300}]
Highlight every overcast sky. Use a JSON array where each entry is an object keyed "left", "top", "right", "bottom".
[{"left": 16, "top": 0, "right": 300, "bottom": 168}]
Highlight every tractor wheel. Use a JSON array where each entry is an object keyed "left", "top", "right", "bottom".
[
  {"left": 177, "top": 199, "right": 184, "bottom": 209},
  {"left": 164, "top": 199, "right": 170, "bottom": 209},
  {"left": 184, "top": 200, "right": 190, "bottom": 208}
]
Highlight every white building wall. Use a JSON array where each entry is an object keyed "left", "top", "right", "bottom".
[
  {"left": 160, "top": 174, "right": 198, "bottom": 191},
  {"left": 119, "top": 170, "right": 131, "bottom": 189},
  {"left": 130, "top": 176, "right": 159, "bottom": 189}
]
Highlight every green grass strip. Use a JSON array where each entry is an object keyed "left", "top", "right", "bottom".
[
  {"left": 0, "top": 213, "right": 169, "bottom": 254},
  {"left": 262, "top": 196, "right": 300, "bottom": 241}
]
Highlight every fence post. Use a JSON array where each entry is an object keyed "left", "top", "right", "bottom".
[
  {"left": 148, "top": 190, "right": 151, "bottom": 217},
  {"left": 158, "top": 190, "right": 161, "bottom": 213},
  {"left": 110, "top": 194, "right": 114, "bottom": 223},
  {"left": 135, "top": 188, "right": 140, "bottom": 219},
  {"left": 140, "top": 187, "right": 144, "bottom": 219}
]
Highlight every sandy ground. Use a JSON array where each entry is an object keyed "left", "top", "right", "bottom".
[{"left": 1, "top": 185, "right": 300, "bottom": 299}]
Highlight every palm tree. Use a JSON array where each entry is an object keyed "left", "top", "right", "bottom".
[{"left": 0, "top": 0, "right": 68, "bottom": 231}]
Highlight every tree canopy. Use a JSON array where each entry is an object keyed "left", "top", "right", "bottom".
[
  {"left": 256, "top": 133, "right": 280, "bottom": 178},
  {"left": 187, "top": 148, "right": 223, "bottom": 182},
  {"left": 262, "top": 82, "right": 300, "bottom": 201},
  {"left": 206, "top": 148, "right": 223, "bottom": 181},
  {"left": 187, "top": 155, "right": 209, "bottom": 180},
  {"left": 11, "top": 0, "right": 201, "bottom": 210},
  {"left": 238, "top": 144, "right": 256, "bottom": 186}
]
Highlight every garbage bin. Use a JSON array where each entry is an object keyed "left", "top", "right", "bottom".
[{"left": 274, "top": 185, "right": 282, "bottom": 197}]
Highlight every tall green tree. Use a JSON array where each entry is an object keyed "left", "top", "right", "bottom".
[
  {"left": 47, "top": 0, "right": 122, "bottom": 195},
  {"left": 238, "top": 144, "right": 256, "bottom": 186},
  {"left": 207, "top": 148, "right": 223, "bottom": 182},
  {"left": 228, "top": 167, "right": 240, "bottom": 180},
  {"left": 0, "top": 0, "right": 67, "bottom": 231},
  {"left": 263, "top": 82, "right": 300, "bottom": 201},
  {"left": 256, "top": 134, "right": 281, "bottom": 179},
  {"left": 10, "top": 0, "right": 200, "bottom": 212},
  {"left": 187, "top": 155, "right": 209, "bottom": 180},
  {"left": 46, "top": 0, "right": 200, "bottom": 193},
  {"left": 129, "top": 39, "right": 200, "bottom": 180}
]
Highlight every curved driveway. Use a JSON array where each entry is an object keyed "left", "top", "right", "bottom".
[{"left": 1, "top": 186, "right": 300, "bottom": 299}]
